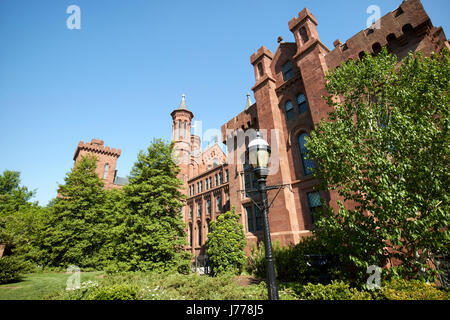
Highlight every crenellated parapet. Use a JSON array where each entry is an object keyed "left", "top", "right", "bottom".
[{"left": 73, "top": 138, "right": 121, "bottom": 161}]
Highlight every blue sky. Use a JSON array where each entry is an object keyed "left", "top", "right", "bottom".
[{"left": 0, "top": 0, "right": 448, "bottom": 206}]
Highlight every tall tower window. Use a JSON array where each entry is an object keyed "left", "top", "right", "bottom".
[
  {"left": 297, "top": 93, "right": 309, "bottom": 115},
  {"left": 184, "top": 121, "right": 187, "bottom": 139},
  {"left": 257, "top": 62, "right": 264, "bottom": 78},
  {"left": 299, "top": 27, "right": 309, "bottom": 44},
  {"left": 103, "top": 163, "right": 109, "bottom": 179},
  {"left": 298, "top": 133, "right": 315, "bottom": 176},
  {"left": 284, "top": 101, "right": 294, "bottom": 121},
  {"left": 178, "top": 120, "right": 181, "bottom": 139},
  {"left": 282, "top": 61, "right": 294, "bottom": 81}
]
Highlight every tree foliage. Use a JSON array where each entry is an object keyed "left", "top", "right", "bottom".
[
  {"left": 39, "top": 154, "right": 108, "bottom": 268},
  {"left": 306, "top": 48, "right": 449, "bottom": 285},
  {"left": 107, "top": 139, "right": 191, "bottom": 273},
  {"left": 206, "top": 209, "right": 247, "bottom": 276}
]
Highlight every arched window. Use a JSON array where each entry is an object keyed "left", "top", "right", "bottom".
[
  {"left": 297, "top": 93, "right": 309, "bottom": 115},
  {"left": 184, "top": 121, "right": 187, "bottom": 139},
  {"left": 178, "top": 120, "right": 181, "bottom": 139},
  {"left": 103, "top": 163, "right": 109, "bottom": 179},
  {"left": 284, "top": 101, "right": 294, "bottom": 121},
  {"left": 372, "top": 42, "right": 382, "bottom": 56},
  {"left": 298, "top": 133, "right": 315, "bottom": 176}
]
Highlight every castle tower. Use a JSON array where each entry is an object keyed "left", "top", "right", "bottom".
[
  {"left": 73, "top": 138, "right": 123, "bottom": 190},
  {"left": 171, "top": 94, "right": 194, "bottom": 196}
]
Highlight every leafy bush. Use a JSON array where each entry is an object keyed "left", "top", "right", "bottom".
[
  {"left": 0, "top": 255, "right": 31, "bottom": 284},
  {"left": 206, "top": 209, "right": 247, "bottom": 276},
  {"left": 293, "top": 280, "right": 372, "bottom": 300},
  {"left": 380, "top": 279, "right": 449, "bottom": 300},
  {"left": 53, "top": 271, "right": 298, "bottom": 300},
  {"left": 247, "top": 236, "right": 334, "bottom": 283},
  {"left": 88, "top": 284, "right": 139, "bottom": 300}
]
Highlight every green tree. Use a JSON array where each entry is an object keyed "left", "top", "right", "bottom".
[
  {"left": 306, "top": 48, "right": 449, "bottom": 285},
  {"left": 0, "top": 170, "right": 39, "bottom": 258},
  {"left": 40, "top": 154, "right": 108, "bottom": 268},
  {"left": 109, "top": 139, "right": 190, "bottom": 273},
  {"left": 206, "top": 209, "right": 247, "bottom": 276},
  {"left": 0, "top": 170, "right": 35, "bottom": 217}
]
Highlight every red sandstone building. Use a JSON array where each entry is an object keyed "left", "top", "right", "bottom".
[
  {"left": 172, "top": 0, "right": 449, "bottom": 257},
  {"left": 74, "top": 0, "right": 448, "bottom": 258}
]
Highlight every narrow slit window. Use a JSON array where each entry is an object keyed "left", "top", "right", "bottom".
[{"left": 103, "top": 163, "right": 109, "bottom": 179}]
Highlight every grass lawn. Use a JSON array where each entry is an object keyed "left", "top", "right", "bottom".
[{"left": 0, "top": 271, "right": 103, "bottom": 300}]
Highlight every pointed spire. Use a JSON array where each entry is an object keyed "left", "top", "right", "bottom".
[
  {"left": 245, "top": 92, "right": 253, "bottom": 110},
  {"left": 179, "top": 93, "right": 187, "bottom": 109}
]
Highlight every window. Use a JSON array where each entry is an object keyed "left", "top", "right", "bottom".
[
  {"left": 216, "top": 195, "right": 222, "bottom": 212},
  {"left": 299, "top": 27, "right": 309, "bottom": 43},
  {"left": 297, "top": 93, "right": 309, "bottom": 115},
  {"left": 219, "top": 172, "right": 223, "bottom": 184},
  {"left": 200, "top": 181, "right": 203, "bottom": 193},
  {"left": 209, "top": 177, "right": 212, "bottom": 189},
  {"left": 189, "top": 223, "right": 193, "bottom": 247},
  {"left": 183, "top": 121, "right": 187, "bottom": 139},
  {"left": 284, "top": 101, "right": 294, "bottom": 121},
  {"left": 205, "top": 178, "right": 209, "bottom": 190},
  {"left": 246, "top": 205, "right": 263, "bottom": 233},
  {"left": 298, "top": 133, "right": 315, "bottom": 175},
  {"left": 282, "top": 61, "right": 294, "bottom": 81},
  {"left": 198, "top": 222, "right": 202, "bottom": 246},
  {"left": 307, "top": 192, "right": 322, "bottom": 224},
  {"left": 207, "top": 199, "right": 211, "bottom": 215},
  {"left": 215, "top": 174, "right": 218, "bottom": 186},
  {"left": 189, "top": 205, "right": 193, "bottom": 219},
  {"left": 225, "top": 169, "right": 229, "bottom": 182},
  {"left": 197, "top": 202, "right": 202, "bottom": 217},
  {"left": 257, "top": 63, "right": 264, "bottom": 78},
  {"left": 246, "top": 206, "right": 254, "bottom": 233},
  {"left": 178, "top": 120, "right": 181, "bottom": 139},
  {"left": 103, "top": 163, "right": 109, "bottom": 179}
]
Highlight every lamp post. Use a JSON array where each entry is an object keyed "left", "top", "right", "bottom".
[{"left": 248, "top": 131, "right": 279, "bottom": 300}]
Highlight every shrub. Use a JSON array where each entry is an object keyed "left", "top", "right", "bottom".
[
  {"left": 246, "top": 236, "right": 333, "bottom": 283},
  {"left": 295, "top": 280, "right": 372, "bottom": 300},
  {"left": 206, "top": 210, "right": 247, "bottom": 276},
  {"left": 88, "top": 284, "right": 139, "bottom": 300},
  {"left": 0, "top": 255, "right": 31, "bottom": 284},
  {"left": 380, "top": 278, "right": 449, "bottom": 300}
]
